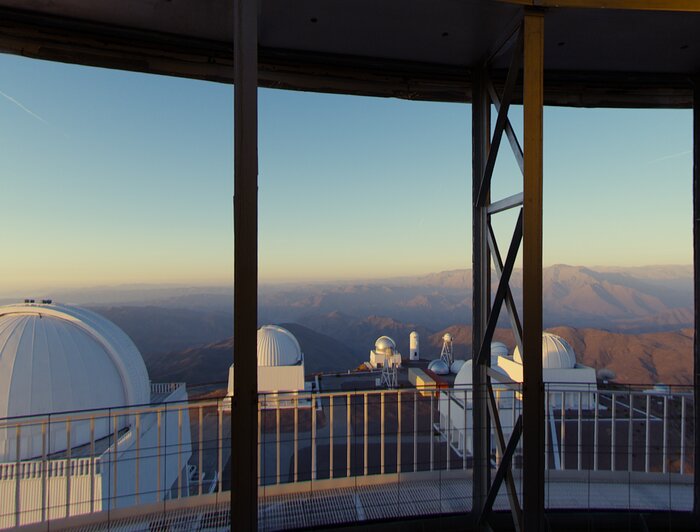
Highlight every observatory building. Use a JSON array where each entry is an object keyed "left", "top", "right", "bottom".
[
  {"left": 0, "top": 302, "right": 191, "bottom": 528},
  {"left": 439, "top": 333, "right": 597, "bottom": 457},
  {"left": 225, "top": 325, "right": 309, "bottom": 408},
  {"left": 368, "top": 336, "right": 403, "bottom": 369}
]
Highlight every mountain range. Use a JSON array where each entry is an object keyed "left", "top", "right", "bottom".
[{"left": 58, "top": 264, "right": 692, "bottom": 386}]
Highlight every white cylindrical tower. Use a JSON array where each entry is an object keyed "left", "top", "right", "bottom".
[{"left": 409, "top": 331, "right": 420, "bottom": 360}]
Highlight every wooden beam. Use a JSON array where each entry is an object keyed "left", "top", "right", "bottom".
[
  {"left": 496, "top": 0, "right": 700, "bottom": 12},
  {"left": 522, "top": 9, "right": 545, "bottom": 532},
  {"left": 232, "top": 0, "right": 258, "bottom": 529}
]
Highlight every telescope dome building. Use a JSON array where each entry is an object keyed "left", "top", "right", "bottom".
[{"left": 0, "top": 302, "right": 191, "bottom": 527}]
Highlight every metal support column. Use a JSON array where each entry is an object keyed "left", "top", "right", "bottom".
[
  {"left": 693, "top": 76, "right": 700, "bottom": 517},
  {"left": 472, "top": 66, "right": 491, "bottom": 523},
  {"left": 232, "top": 0, "right": 258, "bottom": 529},
  {"left": 522, "top": 10, "right": 545, "bottom": 531}
]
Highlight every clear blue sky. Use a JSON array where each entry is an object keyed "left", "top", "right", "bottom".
[{"left": 0, "top": 53, "right": 692, "bottom": 293}]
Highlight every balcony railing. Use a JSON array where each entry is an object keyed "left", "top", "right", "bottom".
[{"left": 0, "top": 383, "right": 694, "bottom": 530}]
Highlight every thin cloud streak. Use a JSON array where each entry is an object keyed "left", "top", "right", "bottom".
[
  {"left": 647, "top": 149, "right": 691, "bottom": 164},
  {"left": 0, "top": 89, "right": 49, "bottom": 125}
]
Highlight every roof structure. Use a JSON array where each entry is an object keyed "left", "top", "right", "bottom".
[{"left": 0, "top": 1, "right": 698, "bottom": 107}]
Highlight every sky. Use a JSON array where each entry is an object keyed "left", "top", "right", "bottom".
[{"left": 0, "top": 53, "right": 693, "bottom": 293}]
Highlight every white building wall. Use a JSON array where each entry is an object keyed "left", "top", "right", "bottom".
[{"left": 0, "top": 458, "right": 101, "bottom": 528}]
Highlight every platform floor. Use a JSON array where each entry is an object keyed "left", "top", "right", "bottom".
[{"left": 56, "top": 475, "right": 692, "bottom": 531}]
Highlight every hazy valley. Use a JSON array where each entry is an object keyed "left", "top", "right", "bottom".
[{"left": 56, "top": 264, "right": 693, "bottom": 387}]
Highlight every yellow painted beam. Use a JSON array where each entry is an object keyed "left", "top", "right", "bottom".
[{"left": 496, "top": 0, "right": 700, "bottom": 12}]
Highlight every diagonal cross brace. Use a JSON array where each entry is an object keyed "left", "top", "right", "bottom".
[
  {"left": 488, "top": 384, "right": 522, "bottom": 532},
  {"left": 476, "top": 27, "right": 523, "bottom": 208},
  {"left": 486, "top": 77, "right": 524, "bottom": 175},
  {"left": 487, "top": 222, "right": 524, "bottom": 358},
  {"left": 478, "top": 414, "right": 523, "bottom": 527},
  {"left": 475, "top": 209, "right": 523, "bottom": 368}
]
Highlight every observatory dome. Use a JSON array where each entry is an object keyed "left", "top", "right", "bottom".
[
  {"left": 257, "top": 325, "right": 303, "bottom": 366},
  {"left": 454, "top": 360, "right": 473, "bottom": 387},
  {"left": 428, "top": 359, "right": 450, "bottom": 376},
  {"left": 374, "top": 336, "right": 396, "bottom": 353},
  {"left": 513, "top": 332, "right": 576, "bottom": 369},
  {"left": 491, "top": 342, "right": 509, "bottom": 358},
  {"left": 451, "top": 360, "right": 466, "bottom": 374},
  {"left": 0, "top": 302, "right": 151, "bottom": 459}
]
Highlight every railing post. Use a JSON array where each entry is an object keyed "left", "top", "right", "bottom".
[
  {"left": 464, "top": 389, "right": 469, "bottom": 470},
  {"left": 42, "top": 419, "right": 47, "bottom": 522},
  {"left": 681, "top": 395, "right": 686, "bottom": 475},
  {"left": 611, "top": 393, "right": 616, "bottom": 471},
  {"left": 364, "top": 393, "right": 368, "bottom": 476},
  {"left": 560, "top": 392, "right": 565, "bottom": 469},
  {"left": 329, "top": 395, "right": 334, "bottom": 479},
  {"left": 294, "top": 395, "right": 299, "bottom": 482},
  {"left": 577, "top": 391, "right": 582, "bottom": 471},
  {"left": 15, "top": 423, "right": 21, "bottom": 527},
  {"left": 135, "top": 413, "right": 141, "bottom": 503},
  {"left": 594, "top": 392, "right": 599, "bottom": 471},
  {"left": 312, "top": 397, "right": 317, "bottom": 480},
  {"left": 381, "top": 392, "right": 385, "bottom": 475},
  {"left": 397, "top": 392, "right": 402, "bottom": 474},
  {"left": 66, "top": 419, "right": 72, "bottom": 517},
  {"left": 663, "top": 395, "right": 669, "bottom": 474},
  {"left": 627, "top": 393, "right": 633, "bottom": 472},
  {"left": 198, "top": 406, "right": 204, "bottom": 494},
  {"left": 218, "top": 405, "right": 223, "bottom": 493},
  {"left": 645, "top": 394, "right": 651, "bottom": 474},
  {"left": 112, "top": 412, "right": 118, "bottom": 509},
  {"left": 346, "top": 394, "right": 351, "bottom": 478},
  {"left": 430, "top": 393, "right": 434, "bottom": 471},
  {"left": 276, "top": 404, "right": 281, "bottom": 484},
  {"left": 447, "top": 390, "right": 451, "bottom": 471},
  {"left": 156, "top": 409, "right": 162, "bottom": 502},
  {"left": 414, "top": 392, "right": 418, "bottom": 473}
]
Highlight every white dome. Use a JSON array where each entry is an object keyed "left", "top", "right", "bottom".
[
  {"left": 258, "top": 325, "right": 302, "bottom": 366},
  {"left": 442, "top": 333, "right": 453, "bottom": 342},
  {"left": 491, "top": 342, "right": 509, "bottom": 358},
  {"left": 427, "top": 359, "right": 450, "bottom": 375},
  {"left": 374, "top": 336, "right": 396, "bottom": 353},
  {"left": 513, "top": 332, "right": 577, "bottom": 369},
  {"left": 0, "top": 302, "right": 150, "bottom": 460},
  {"left": 450, "top": 360, "right": 466, "bottom": 374},
  {"left": 410, "top": 331, "right": 418, "bottom": 339},
  {"left": 454, "top": 360, "right": 473, "bottom": 387}
]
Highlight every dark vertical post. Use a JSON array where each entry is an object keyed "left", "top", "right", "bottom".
[
  {"left": 522, "top": 9, "right": 545, "bottom": 532},
  {"left": 693, "top": 78, "right": 700, "bottom": 518},
  {"left": 472, "top": 67, "right": 491, "bottom": 522},
  {"left": 232, "top": 0, "right": 258, "bottom": 529}
]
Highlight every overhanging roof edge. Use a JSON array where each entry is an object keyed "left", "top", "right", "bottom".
[{"left": 0, "top": 5, "right": 694, "bottom": 108}]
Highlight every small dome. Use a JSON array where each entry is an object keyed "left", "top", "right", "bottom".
[
  {"left": 410, "top": 331, "right": 419, "bottom": 338},
  {"left": 0, "top": 302, "right": 150, "bottom": 460},
  {"left": 374, "top": 336, "right": 396, "bottom": 353},
  {"left": 442, "top": 333, "right": 453, "bottom": 342},
  {"left": 513, "top": 332, "right": 576, "bottom": 369},
  {"left": 428, "top": 359, "right": 450, "bottom": 375},
  {"left": 257, "top": 325, "right": 302, "bottom": 366},
  {"left": 450, "top": 360, "right": 466, "bottom": 374},
  {"left": 491, "top": 342, "right": 509, "bottom": 358},
  {"left": 454, "top": 360, "right": 473, "bottom": 387}
]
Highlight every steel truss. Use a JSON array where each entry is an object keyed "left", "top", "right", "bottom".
[{"left": 472, "top": 9, "right": 544, "bottom": 532}]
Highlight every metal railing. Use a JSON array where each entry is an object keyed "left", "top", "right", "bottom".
[{"left": 0, "top": 382, "right": 694, "bottom": 530}]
